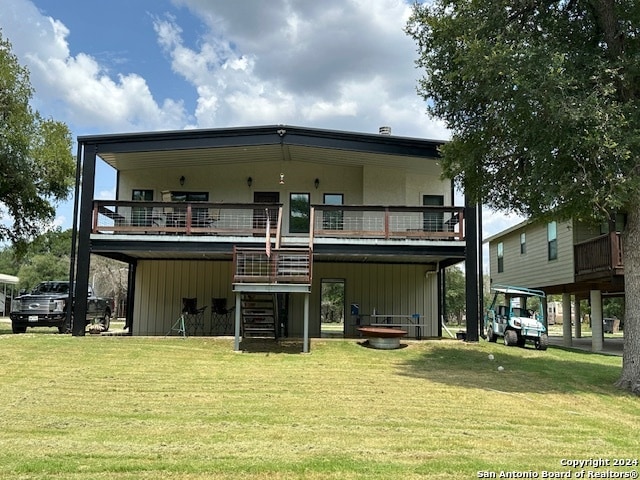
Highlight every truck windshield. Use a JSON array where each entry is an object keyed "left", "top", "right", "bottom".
[{"left": 33, "top": 283, "right": 70, "bottom": 294}]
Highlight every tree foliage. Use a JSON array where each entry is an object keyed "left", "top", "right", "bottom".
[
  {"left": 406, "top": 1, "right": 640, "bottom": 394},
  {"left": 0, "top": 30, "right": 75, "bottom": 255},
  {"left": 406, "top": 0, "right": 639, "bottom": 223},
  {"left": 445, "top": 266, "right": 466, "bottom": 323}
]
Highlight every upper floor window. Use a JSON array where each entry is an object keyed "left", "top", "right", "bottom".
[
  {"left": 520, "top": 232, "right": 526, "bottom": 254},
  {"left": 497, "top": 242, "right": 504, "bottom": 273},
  {"left": 290, "top": 193, "right": 310, "bottom": 233},
  {"left": 600, "top": 213, "right": 626, "bottom": 235},
  {"left": 132, "top": 189, "right": 153, "bottom": 226},
  {"left": 162, "top": 191, "right": 209, "bottom": 227},
  {"left": 323, "top": 194, "right": 343, "bottom": 230},
  {"left": 548, "top": 221, "right": 558, "bottom": 261},
  {"left": 423, "top": 195, "right": 444, "bottom": 232}
]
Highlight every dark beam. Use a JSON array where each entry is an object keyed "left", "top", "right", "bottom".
[
  {"left": 464, "top": 199, "right": 479, "bottom": 342},
  {"left": 72, "top": 143, "right": 97, "bottom": 336}
]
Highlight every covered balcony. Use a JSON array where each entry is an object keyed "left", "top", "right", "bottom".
[
  {"left": 574, "top": 232, "right": 624, "bottom": 282},
  {"left": 92, "top": 200, "right": 465, "bottom": 241},
  {"left": 91, "top": 199, "right": 466, "bottom": 287}
]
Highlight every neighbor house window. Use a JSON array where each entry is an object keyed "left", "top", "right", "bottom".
[
  {"left": 497, "top": 242, "right": 504, "bottom": 273},
  {"left": 290, "top": 193, "right": 310, "bottom": 233},
  {"left": 520, "top": 232, "right": 526, "bottom": 254},
  {"left": 548, "top": 221, "right": 558, "bottom": 260}
]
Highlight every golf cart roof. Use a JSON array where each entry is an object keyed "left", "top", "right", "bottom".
[{"left": 490, "top": 284, "right": 546, "bottom": 298}]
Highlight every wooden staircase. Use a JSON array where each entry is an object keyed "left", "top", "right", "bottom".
[{"left": 241, "top": 293, "right": 278, "bottom": 338}]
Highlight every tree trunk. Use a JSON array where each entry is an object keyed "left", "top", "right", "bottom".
[{"left": 616, "top": 202, "right": 640, "bottom": 394}]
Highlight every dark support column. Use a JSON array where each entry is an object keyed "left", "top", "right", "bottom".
[
  {"left": 464, "top": 198, "right": 479, "bottom": 342},
  {"left": 72, "top": 143, "right": 97, "bottom": 336},
  {"left": 124, "top": 262, "right": 136, "bottom": 334},
  {"left": 437, "top": 267, "right": 445, "bottom": 337},
  {"left": 67, "top": 142, "right": 84, "bottom": 332},
  {"left": 477, "top": 203, "right": 484, "bottom": 339}
]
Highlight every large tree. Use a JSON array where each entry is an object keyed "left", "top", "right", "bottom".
[
  {"left": 0, "top": 30, "right": 75, "bottom": 255},
  {"left": 406, "top": 1, "right": 640, "bottom": 394}
]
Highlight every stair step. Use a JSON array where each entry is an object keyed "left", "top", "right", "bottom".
[
  {"left": 241, "top": 292, "right": 277, "bottom": 339},
  {"left": 243, "top": 309, "right": 273, "bottom": 315}
]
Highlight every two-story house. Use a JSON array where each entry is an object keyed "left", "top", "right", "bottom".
[
  {"left": 70, "top": 125, "right": 477, "bottom": 351},
  {"left": 486, "top": 216, "right": 624, "bottom": 351}
]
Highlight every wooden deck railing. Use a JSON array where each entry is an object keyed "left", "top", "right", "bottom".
[
  {"left": 233, "top": 247, "right": 312, "bottom": 284},
  {"left": 93, "top": 200, "right": 281, "bottom": 236},
  {"left": 574, "top": 232, "right": 624, "bottom": 278},
  {"left": 92, "top": 200, "right": 465, "bottom": 241},
  {"left": 312, "top": 204, "right": 465, "bottom": 240}
]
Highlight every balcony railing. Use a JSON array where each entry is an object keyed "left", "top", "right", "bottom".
[
  {"left": 92, "top": 201, "right": 465, "bottom": 241},
  {"left": 233, "top": 247, "right": 312, "bottom": 284},
  {"left": 574, "top": 232, "right": 624, "bottom": 279},
  {"left": 93, "top": 201, "right": 281, "bottom": 236},
  {"left": 312, "top": 204, "right": 464, "bottom": 240}
]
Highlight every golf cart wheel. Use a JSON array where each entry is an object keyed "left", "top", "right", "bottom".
[
  {"left": 504, "top": 329, "right": 518, "bottom": 347},
  {"left": 536, "top": 333, "right": 549, "bottom": 351},
  {"left": 486, "top": 326, "right": 497, "bottom": 342},
  {"left": 100, "top": 311, "right": 111, "bottom": 332}
]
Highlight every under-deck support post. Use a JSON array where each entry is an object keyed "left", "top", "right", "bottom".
[
  {"left": 303, "top": 293, "right": 310, "bottom": 353},
  {"left": 562, "top": 293, "right": 572, "bottom": 347},
  {"left": 234, "top": 292, "right": 241, "bottom": 351}
]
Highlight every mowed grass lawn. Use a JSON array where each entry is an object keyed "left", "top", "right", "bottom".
[{"left": 0, "top": 325, "right": 638, "bottom": 479}]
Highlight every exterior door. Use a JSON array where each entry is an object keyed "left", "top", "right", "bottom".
[
  {"left": 254, "top": 192, "right": 279, "bottom": 231},
  {"left": 423, "top": 195, "right": 444, "bottom": 232}
]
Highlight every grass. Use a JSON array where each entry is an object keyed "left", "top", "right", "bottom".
[{"left": 0, "top": 321, "right": 638, "bottom": 479}]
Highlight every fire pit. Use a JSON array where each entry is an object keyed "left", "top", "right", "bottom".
[{"left": 357, "top": 326, "right": 407, "bottom": 349}]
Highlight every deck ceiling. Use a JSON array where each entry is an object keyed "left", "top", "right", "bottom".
[
  {"left": 80, "top": 125, "right": 444, "bottom": 175},
  {"left": 90, "top": 236, "right": 465, "bottom": 267}
]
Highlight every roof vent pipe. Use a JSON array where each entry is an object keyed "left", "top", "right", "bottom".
[{"left": 379, "top": 126, "right": 392, "bottom": 135}]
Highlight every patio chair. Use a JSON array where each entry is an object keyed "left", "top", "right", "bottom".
[
  {"left": 210, "top": 297, "right": 235, "bottom": 335},
  {"left": 167, "top": 298, "right": 207, "bottom": 337}
]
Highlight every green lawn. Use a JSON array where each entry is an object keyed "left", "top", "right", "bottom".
[{"left": 0, "top": 324, "right": 638, "bottom": 479}]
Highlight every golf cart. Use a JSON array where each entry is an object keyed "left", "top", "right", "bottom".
[{"left": 485, "top": 284, "right": 549, "bottom": 350}]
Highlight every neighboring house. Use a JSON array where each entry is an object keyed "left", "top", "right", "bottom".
[
  {"left": 547, "top": 300, "right": 575, "bottom": 325},
  {"left": 71, "top": 125, "right": 477, "bottom": 351},
  {"left": 486, "top": 216, "right": 624, "bottom": 350}
]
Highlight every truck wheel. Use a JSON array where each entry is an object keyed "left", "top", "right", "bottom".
[
  {"left": 100, "top": 311, "right": 111, "bottom": 332},
  {"left": 486, "top": 326, "right": 497, "bottom": 342},
  {"left": 504, "top": 329, "right": 518, "bottom": 347},
  {"left": 12, "top": 324, "right": 27, "bottom": 334},
  {"left": 58, "top": 317, "right": 72, "bottom": 334},
  {"left": 535, "top": 333, "right": 549, "bottom": 351}
]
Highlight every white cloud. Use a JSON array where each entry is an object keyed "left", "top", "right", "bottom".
[
  {"left": 1, "top": 0, "right": 188, "bottom": 133},
  {"left": 155, "top": 0, "right": 443, "bottom": 137},
  {"left": 0, "top": 0, "right": 525, "bottom": 240}
]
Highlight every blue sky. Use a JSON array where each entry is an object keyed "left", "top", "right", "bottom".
[{"left": 0, "top": 0, "right": 524, "bottom": 248}]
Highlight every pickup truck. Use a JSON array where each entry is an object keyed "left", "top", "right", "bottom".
[{"left": 9, "top": 281, "right": 113, "bottom": 334}]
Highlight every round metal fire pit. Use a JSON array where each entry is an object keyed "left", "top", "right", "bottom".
[{"left": 358, "top": 326, "right": 407, "bottom": 349}]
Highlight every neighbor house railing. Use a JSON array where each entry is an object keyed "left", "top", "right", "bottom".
[{"left": 574, "top": 232, "right": 624, "bottom": 279}]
